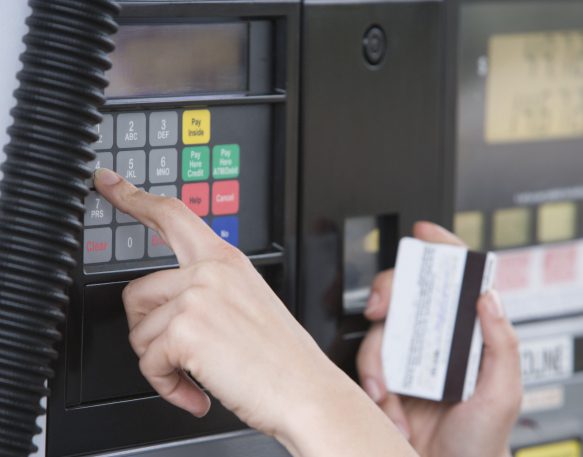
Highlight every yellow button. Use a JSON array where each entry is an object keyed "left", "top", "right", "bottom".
[
  {"left": 183, "top": 110, "right": 211, "bottom": 145},
  {"left": 492, "top": 207, "right": 531, "bottom": 249},
  {"left": 516, "top": 440, "right": 581, "bottom": 457},
  {"left": 454, "top": 211, "right": 484, "bottom": 251},
  {"left": 537, "top": 201, "right": 577, "bottom": 243}
]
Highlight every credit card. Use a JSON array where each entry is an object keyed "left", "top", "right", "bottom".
[{"left": 382, "top": 237, "right": 496, "bottom": 402}]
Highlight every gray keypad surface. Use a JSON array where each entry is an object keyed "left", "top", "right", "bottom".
[
  {"left": 116, "top": 187, "right": 143, "bottom": 224},
  {"left": 148, "top": 229, "right": 174, "bottom": 258},
  {"left": 92, "top": 115, "right": 114, "bottom": 151},
  {"left": 86, "top": 152, "right": 114, "bottom": 187},
  {"left": 149, "top": 185, "right": 178, "bottom": 198},
  {"left": 85, "top": 110, "right": 181, "bottom": 269},
  {"left": 116, "top": 210, "right": 137, "bottom": 224},
  {"left": 117, "top": 113, "right": 147, "bottom": 149},
  {"left": 115, "top": 225, "right": 146, "bottom": 261},
  {"left": 84, "top": 228, "right": 113, "bottom": 264},
  {"left": 85, "top": 109, "right": 245, "bottom": 270},
  {"left": 149, "top": 111, "right": 178, "bottom": 147},
  {"left": 149, "top": 149, "right": 178, "bottom": 184},
  {"left": 84, "top": 192, "right": 113, "bottom": 226},
  {"left": 117, "top": 150, "right": 146, "bottom": 185}
]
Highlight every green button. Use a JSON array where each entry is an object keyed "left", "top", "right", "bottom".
[
  {"left": 182, "top": 146, "right": 209, "bottom": 181},
  {"left": 212, "top": 144, "right": 240, "bottom": 179}
]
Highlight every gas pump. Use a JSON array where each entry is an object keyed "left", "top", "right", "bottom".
[{"left": 0, "top": 0, "right": 582, "bottom": 456}]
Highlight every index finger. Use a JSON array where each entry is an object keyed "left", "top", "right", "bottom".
[{"left": 94, "top": 168, "right": 223, "bottom": 266}]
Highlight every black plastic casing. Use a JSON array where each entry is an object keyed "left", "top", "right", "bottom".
[
  {"left": 298, "top": 0, "right": 449, "bottom": 375},
  {"left": 47, "top": 1, "right": 300, "bottom": 455},
  {"left": 45, "top": 0, "right": 451, "bottom": 455}
]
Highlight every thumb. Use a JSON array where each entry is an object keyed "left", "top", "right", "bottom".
[{"left": 473, "top": 291, "right": 522, "bottom": 422}]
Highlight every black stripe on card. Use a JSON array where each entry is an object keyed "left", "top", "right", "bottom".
[{"left": 442, "top": 251, "right": 486, "bottom": 402}]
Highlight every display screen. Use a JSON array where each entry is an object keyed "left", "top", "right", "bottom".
[
  {"left": 486, "top": 30, "right": 583, "bottom": 143},
  {"left": 455, "top": 2, "right": 583, "bottom": 322},
  {"left": 106, "top": 23, "right": 248, "bottom": 98}
]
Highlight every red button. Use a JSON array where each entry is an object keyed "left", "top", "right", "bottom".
[
  {"left": 182, "top": 183, "right": 209, "bottom": 216},
  {"left": 212, "top": 180, "right": 239, "bottom": 215}
]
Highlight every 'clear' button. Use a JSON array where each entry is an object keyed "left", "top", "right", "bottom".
[{"left": 84, "top": 228, "right": 112, "bottom": 264}]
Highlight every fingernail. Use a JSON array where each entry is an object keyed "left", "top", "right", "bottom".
[
  {"left": 191, "top": 397, "right": 212, "bottom": 418},
  {"left": 485, "top": 290, "right": 504, "bottom": 318},
  {"left": 364, "top": 377, "right": 383, "bottom": 403},
  {"left": 365, "top": 292, "right": 381, "bottom": 317},
  {"left": 94, "top": 168, "right": 121, "bottom": 186},
  {"left": 395, "top": 421, "right": 411, "bottom": 441}
]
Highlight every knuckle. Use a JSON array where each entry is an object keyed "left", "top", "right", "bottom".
[
  {"left": 138, "top": 354, "right": 152, "bottom": 378},
  {"left": 122, "top": 281, "right": 137, "bottom": 306},
  {"left": 217, "top": 243, "right": 250, "bottom": 267},
  {"left": 125, "top": 187, "right": 147, "bottom": 205},
  {"left": 505, "top": 329, "right": 521, "bottom": 353},
  {"left": 167, "top": 316, "right": 192, "bottom": 344},
  {"left": 177, "top": 288, "right": 198, "bottom": 311},
  {"left": 193, "top": 261, "right": 222, "bottom": 287},
  {"left": 128, "top": 329, "right": 143, "bottom": 355},
  {"left": 372, "top": 272, "right": 391, "bottom": 291}
]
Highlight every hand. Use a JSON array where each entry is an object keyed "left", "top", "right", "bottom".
[
  {"left": 94, "top": 168, "right": 418, "bottom": 457},
  {"left": 357, "top": 222, "right": 522, "bottom": 457}
]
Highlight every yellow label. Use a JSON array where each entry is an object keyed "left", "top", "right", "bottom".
[
  {"left": 454, "top": 211, "right": 484, "bottom": 251},
  {"left": 486, "top": 30, "right": 583, "bottom": 143},
  {"left": 492, "top": 207, "right": 531, "bottom": 249},
  {"left": 516, "top": 440, "right": 581, "bottom": 457},
  {"left": 537, "top": 201, "right": 577, "bottom": 243},
  {"left": 183, "top": 110, "right": 211, "bottom": 145}
]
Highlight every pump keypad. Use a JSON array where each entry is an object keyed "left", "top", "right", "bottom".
[
  {"left": 149, "top": 112, "right": 178, "bottom": 147},
  {"left": 116, "top": 150, "right": 147, "bottom": 185},
  {"left": 84, "top": 109, "right": 241, "bottom": 270}
]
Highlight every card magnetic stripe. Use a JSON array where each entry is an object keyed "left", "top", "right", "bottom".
[{"left": 442, "top": 251, "right": 487, "bottom": 402}]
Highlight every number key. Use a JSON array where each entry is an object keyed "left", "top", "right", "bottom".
[
  {"left": 149, "top": 149, "right": 177, "bottom": 184},
  {"left": 92, "top": 115, "right": 113, "bottom": 151},
  {"left": 117, "top": 150, "right": 146, "bottom": 185},
  {"left": 149, "top": 112, "right": 178, "bottom": 147},
  {"left": 115, "top": 225, "right": 145, "bottom": 261},
  {"left": 86, "top": 152, "right": 114, "bottom": 188},
  {"left": 117, "top": 113, "right": 146, "bottom": 149},
  {"left": 84, "top": 192, "right": 113, "bottom": 226}
]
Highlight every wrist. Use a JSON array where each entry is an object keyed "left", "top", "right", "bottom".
[
  {"left": 274, "top": 358, "right": 415, "bottom": 457},
  {"left": 274, "top": 358, "right": 353, "bottom": 452}
]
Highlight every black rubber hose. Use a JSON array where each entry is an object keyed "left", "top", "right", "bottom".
[{"left": 0, "top": 0, "right": 120, "bottom": 455}]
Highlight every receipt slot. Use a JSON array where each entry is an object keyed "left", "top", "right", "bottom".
[{"left": 44, "top": 2, "right": 300, "bottom": 456}]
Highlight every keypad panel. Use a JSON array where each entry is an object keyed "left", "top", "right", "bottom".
[{"left": 83, "top": 107, "right": 267, "bottom": 273}]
